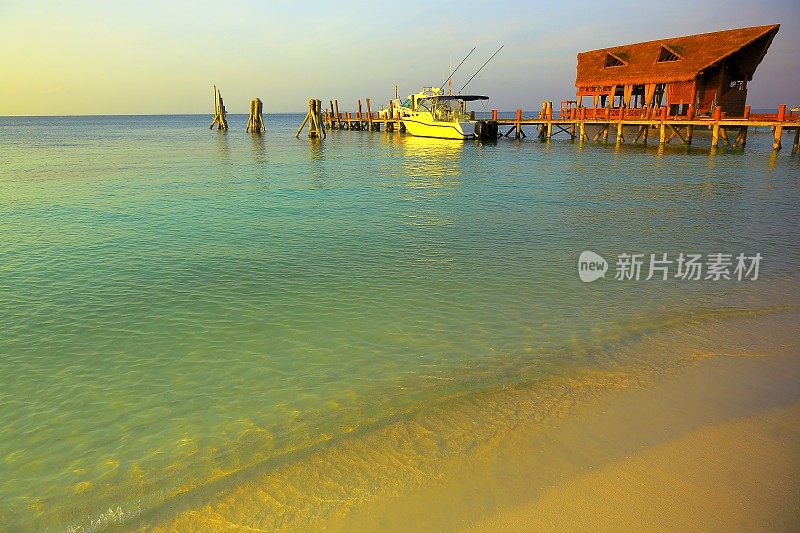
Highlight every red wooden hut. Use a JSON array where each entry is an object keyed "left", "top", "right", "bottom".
[{"left": 575, "top": 24, "right": 779, "bottom": 117}]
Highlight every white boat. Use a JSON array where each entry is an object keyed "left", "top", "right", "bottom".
[{"left": 399, "top": 87, "right": 489, "bottom": 140}]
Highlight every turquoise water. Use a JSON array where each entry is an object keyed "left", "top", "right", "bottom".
[{"left": 1, "top": 114, "right": 798, "bottom": 530}]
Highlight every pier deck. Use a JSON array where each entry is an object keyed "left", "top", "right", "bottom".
[{"left": 322, "top": 100, "right": 800, "bottom": 151}]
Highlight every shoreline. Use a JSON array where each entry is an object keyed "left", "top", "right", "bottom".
[{"left": 139, "top": 311, "right": 800, "bottom": 531}]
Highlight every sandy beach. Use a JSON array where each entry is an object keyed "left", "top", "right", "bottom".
[{"left": 140, "top": 311, "right": 800, "bottom": 531}]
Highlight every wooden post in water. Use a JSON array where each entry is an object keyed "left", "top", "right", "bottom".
[
  {"left": 543, "top": 101, "right": 552, "bottom": 141},
  {"left": 366, "top": 98, "right": 374, "bottom": 131},
  {"left": 209, "top": 85, "right": 228, "bottom": 130},
  {"left": 334, "top": 99, "right": 341, "bottom": 129},
  {"left": 711, "top": 106, "right": 722, "bottom": 147},
  {"left": 295, "top": 99, "right": 325, "bottom": 139},
  {"left": 773, "top": 104, "right": 785, "bottom": 150},
  {"left": 659, "top": 107, "right": 667, "bottom": 145},
  {"left": 514, "top": 108, "right": 522, "bottom": 140},
  {"left": 245, "top": 98, "right": 265, "bottom": 133},
  {"left": 686, "top": 104, "right": 695, "bottom": 145},
  {"left": 792, "top": 127, "right": 799, "bottom": 152},
  {"left": 316, "top": 100, "right": 324, "bottom": 136}
]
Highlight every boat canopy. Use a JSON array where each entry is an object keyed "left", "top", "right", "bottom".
[{"left": 417, "top": 95, "right": 489, "bottom": 102}]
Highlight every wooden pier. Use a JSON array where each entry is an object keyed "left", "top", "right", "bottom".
[
  {"left": 495, "top": 104, "right": 800, "bottom": 150},
  {"left": 321, "top": 98, "right": 800, "bottom": 152},
  {"left": 324, "top": 99, "right": 404, "bottom": 132}
]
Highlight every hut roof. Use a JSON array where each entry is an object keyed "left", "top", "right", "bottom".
[{"left": 576, "top": 24, "right": 780, "bottom": 87}]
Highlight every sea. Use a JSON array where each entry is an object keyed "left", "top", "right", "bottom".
[{"left": 0, "top": 113, "right": 798, "bottom": 530}]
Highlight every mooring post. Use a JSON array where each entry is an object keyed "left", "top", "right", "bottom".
[
  {"left": 711, "top": 106, "right": 722, "bottom": 147},
  {"left": 295, "top": 98, "right": 324, "bottom": 139},
  {"left": 317, "top": 100, "right": 325, "bottom": 137},
  {"left": 209, "top": 85, "right": 229, "bottom": 130},
  {"left": 334, "top": 99, "right": 341, "bottom": 129},
  {"left": 545, "top": 101, "right": 553, "bottom": 141},
  {"left": 366, "top": 98, "right": 375, "bottom": 131},
  {"left": 491, "top": 109, "right": 498, "bottom": 121},
  {"left": 514, "top": 108, "right": 522, "bottom": 140},
  {"left": 773, "top": 104, "right": 785, "bottom": 150},
  {"left": 246, "top": 98, "right": 265, "bottom": 133},
  {"left": 357, "top": 99, "right": 363, "bottom": 129}
]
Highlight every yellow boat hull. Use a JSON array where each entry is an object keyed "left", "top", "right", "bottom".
[{"left": 402, "top": 116, "right": 475, "bottom": 140}]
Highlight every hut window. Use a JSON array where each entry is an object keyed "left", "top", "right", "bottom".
[
  {"left": 604, "top": 53, "right": 626, "bottom": 68},
  {"left": 729, "top": 80, "right": 746, "bottom": 91},
  {"left": 657, "top": 46, "right": 681, "bottom": 62}
]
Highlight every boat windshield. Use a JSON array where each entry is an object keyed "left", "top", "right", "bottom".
[{"left": 418, "top": 98, "right": 464, "bottom": 121}]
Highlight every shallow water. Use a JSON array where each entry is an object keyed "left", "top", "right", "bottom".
[{"left": 0, "top": 114, "right": 798, "bottom": 530}]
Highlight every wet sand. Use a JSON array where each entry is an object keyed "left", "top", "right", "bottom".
[{"left": 142, "top": 312, "right": 800, "bottom": 532}]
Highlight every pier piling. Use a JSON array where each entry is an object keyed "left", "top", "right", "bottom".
[
  {"left": 245, "top": 98, "right": 265, "bottom": 134},
  {"left": 773, "top": 104, "right": 786, "bottom": 150},
  {"left": 209, "top": 85, "right": 228, "bottom": 131},
  {"left": 295, "top": 99, "right": 325, "bottom": 139}
]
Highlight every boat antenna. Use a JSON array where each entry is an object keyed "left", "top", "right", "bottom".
[
  {"left": 440, "top": 46, "right": 476, "bottom": 93},
  {"left": 459, "top": 45, "right": 504, "bottom": 93}
]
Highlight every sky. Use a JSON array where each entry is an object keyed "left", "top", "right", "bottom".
[{"left": 0, "top": 0, "right": 798, "bottom": 115}]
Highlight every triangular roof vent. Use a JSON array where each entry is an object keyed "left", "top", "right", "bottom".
[
  {"left": 657, "top": 45, "right": 682, "bottom": 62},
  {"left": 604, "top": 52, "right": 626, "bottom": 67}
]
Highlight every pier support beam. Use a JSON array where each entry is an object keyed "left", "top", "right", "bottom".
[
  {"left": 793, "top": 128, "right": 799, "bottom": 152},
  {"left": 773, "top": 126, "right": 783, "bottom": 150},
  {"left": 733, "top": 127, "right": 748, "bottom": 148},
  {"left": 773, "top": 104, "right": 786, "bottom": 150},
  {"left": 710, "top": 106, "right": 722, "bottom": 147},
  {"left": 719, "top": 127, "right": 730, "bottom": 146}
]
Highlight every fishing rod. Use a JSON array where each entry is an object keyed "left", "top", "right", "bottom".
[
  {"left": 439, "top": 46, "right": 476, "bottom": 93},
  {"left": 459, "top": 45, "right": 504, "bottom": 93}
]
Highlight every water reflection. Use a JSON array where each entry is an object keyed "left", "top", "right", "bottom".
[
  {"left": 250, "top": 133, "right": 267, "bottom": 164},
  {"left": 215, "top": 130, "right": 230, "bottom": 162},
  {"left": 307, "top": 138, "right": 326, "bottom": 187},
  {"left": 401, "top": 136, "right": 464, "bottom": 188}
]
